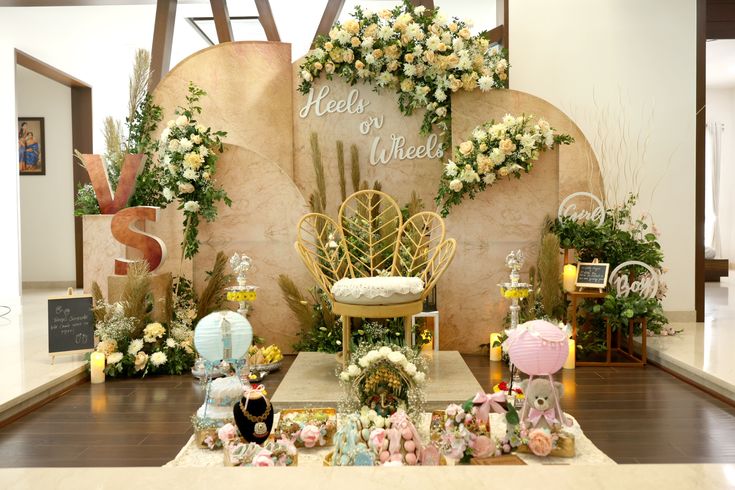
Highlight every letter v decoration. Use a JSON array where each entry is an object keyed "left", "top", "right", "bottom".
[
  {"left": 84, "top": 153, "right": 145, "bottom": 214},
  {"left": 111, "top": 206, "right": 168, "bottom": 275}
]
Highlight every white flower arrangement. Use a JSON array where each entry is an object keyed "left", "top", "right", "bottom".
[
  {"left": 435, "top": 114, "right": 574, "bottom": 216},
  {"left": 340, "top": 345, "right": 425, "bottom": 385},
  {"left": 298, "top": 1, "right": 508, "bottom": 150},
  {"left": 158, "top": 82, "right": 231, "bottom": 259}
]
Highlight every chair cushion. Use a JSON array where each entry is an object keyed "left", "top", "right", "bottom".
[{"left": 331, "top": 276, "right": 424, "bottom": 306}]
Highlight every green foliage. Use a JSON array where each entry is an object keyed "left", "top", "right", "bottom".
[
  {"left": 73, "top": 183, "right": 101, "bottom": 216},
  {"left": 537, "top": 233, "right": 565, "bottom": 319}
]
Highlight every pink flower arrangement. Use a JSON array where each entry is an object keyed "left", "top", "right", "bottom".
[
  {"left": 252, "top": 449, "right": 275, "bottom": 467},
  {"left": 217, "top": 423, "right": 238, "bottom": 444},
  {"left": 299, "top": 424, "right": 321, "bottom": 448},
  {"left": 470, "top": 435, "right": 494, "bottom": 458},
  {"left": 527, "top": 429, "right": 553, "bottom": 457}
]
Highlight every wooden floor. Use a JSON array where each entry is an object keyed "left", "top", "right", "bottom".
[{"left": 1, "top": 355, "right": 734, "bottom": 466}]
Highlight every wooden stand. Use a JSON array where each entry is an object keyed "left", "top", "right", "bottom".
[{"left": 567, "top": 290, "right": 647, "bottom": 367}]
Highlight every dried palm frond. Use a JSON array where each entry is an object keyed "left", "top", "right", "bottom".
[
  {"left": 121, "top": 261, "right": 152, "bottom": 337},
  {"left": 406, "top": 191, "right": 423, "bottom": 218},
  {"left": 196, "top": 252, "right": 234, "bottom": 321},
  {"left": 91, "top": 281, "right": 106, "bottom": 322},
  {"left": 336, "top": 141, "right": 347, "bottom": 202},
  {"left": 310, "top": 133, "right": 327, "bottom": 212},
  {"left": 128, "top": 48, "right": 151, "bottom": 124},
  {"left": 163, "top": 274, "right": 174, "bottom": 324},
  {"left": 350, "top": 145, "right": 361, "bottom": 193},
  {"left": 277, "top": 274, "right": 314, "bottom": 332},
  {"left": 538, "top": 233, "right": 563, "bottom": 317},
  {"left": 309, "top": 193, "right": 324, "bottom": 214},
  {"left": 313, "top": 289, "right": 336, "bottom": 330}
]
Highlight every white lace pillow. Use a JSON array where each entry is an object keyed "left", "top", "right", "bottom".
[{"left": 331, "top": 276, "right": 424, "bottom": 305}]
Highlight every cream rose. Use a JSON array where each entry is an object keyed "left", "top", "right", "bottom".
[
  {"left": 449, "top": 179, "right": 463, "bottom": 192},
  {"left": 458, "top": 140, "right": 474, "bottom": 156}
]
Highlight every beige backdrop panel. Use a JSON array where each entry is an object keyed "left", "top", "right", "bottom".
[
  {"left": 440, "top": 90, "right": 604, "bottom": 352},
  {"left": 192, "top": 145, "right": 311, "bottom": 352},
  {"left": 292, "top": 59, "right": 443, "bottom": 217},
  {"left": 153, "top": 42, "right": 295, "bottom": 178}
]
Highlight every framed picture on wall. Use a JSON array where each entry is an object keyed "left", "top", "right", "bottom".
[{"left": 18, "top": 117, "right": 45, "bottom": 176}]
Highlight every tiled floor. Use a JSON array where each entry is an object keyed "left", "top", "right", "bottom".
[
  {"left": 644, "top": 282, "right": 735, "bottom": 400},
  {"left": 0, "top": 289, "right": 87, "bottom": 415}
]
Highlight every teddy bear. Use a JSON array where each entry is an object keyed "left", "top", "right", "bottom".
[{"left": 520, "top": 377, "right": 564, "bottom": 432}]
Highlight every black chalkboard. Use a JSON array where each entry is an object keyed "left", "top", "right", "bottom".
[
  {"left": 48, "top": 295, "right": 95, "bottom": 355},
  {"left": 576, "top": 262, "right": 610, "bottom": 288}
]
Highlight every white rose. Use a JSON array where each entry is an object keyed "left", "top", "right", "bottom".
[
  {"left": 183, "top": 201, "right": 200, "bottom": 213},
  {"left": 167, "top": 139, "right": 180, "bottom": 152},
  {"left": 339, "top": 372, "right": 350, "bottom": 381},
  {"left": 160, "top": 127, "right": 171, "bottom": 142},
  {"left": 191, "top": 134, "right": 202, "bottom": 145},
  {"left": 378, "top": 346, "right": 392, "bottom": 357},
  {"left": 301, "top": 70, "right": 313, "bottom": 82},
  {"left": 387, "top": 351, "right": 405, "bottom": 364},
  {"left": 176, "top": 115, "right": 189, "bottom": 127},
  {"left": 107, "top": 352, "right": 123, "bottom": 364},
  {"left": 198, "top": 146, "right": 209, "bottom": 157},
  {"left": 405, "top": 363, "right": 417, "bottom": 375},
  {"left": 196, "top": 124, "right": 207, "bottom": 133},
  {"left": 178, "top": 182, "right": 195, "bottom": 194},
  {"left": 347, "top": 364, "right": 360, "bottom": 376},
  {"left": 449, "top": 179, "right": 463, "bottom": 192}
]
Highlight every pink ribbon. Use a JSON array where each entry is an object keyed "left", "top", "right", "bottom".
[
  {"left": 472, "top": 391, "right": 507, "bottom": 425},
  {"left": 527, "top": 407, "right": 559, "bottom": 426}
]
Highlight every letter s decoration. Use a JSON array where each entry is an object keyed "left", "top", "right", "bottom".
[{"left": 110, "top": 206, "right": 167, "bottom": 275}]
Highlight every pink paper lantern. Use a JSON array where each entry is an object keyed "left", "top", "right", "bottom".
[{"left": 505, "top": 320, "right": 569, "bottom": 375}]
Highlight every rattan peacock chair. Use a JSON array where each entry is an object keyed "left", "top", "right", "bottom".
[{"left": 295, "top": 190, "right": 456, "bottom": 365}]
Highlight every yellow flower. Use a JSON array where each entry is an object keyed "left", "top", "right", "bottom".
[
  {"left": 459, "top": 27, "right": 471, "bottom": 39},
  {"left": 184, "top": 152, "right": 204, "bottom": 170},
  {"left": 404, "top": 53, "right": 415, "bottom": 63},
  {"left": 351, "top": 36, "right": 361, "bottom": 47},
  {"left": 458, "top": 140, "right": 474, "bottom": 155},
  {"left": 400, "top": 79, "right": 415, "bottom": 92},
  {"left": 343, "top": 18, "right": 360, "bottom": 34},
  {"left": 355, "top": 60, "right": 365, "bottom": 70}
]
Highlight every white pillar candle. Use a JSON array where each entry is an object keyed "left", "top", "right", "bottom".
[
  {"left": 489, "top": 333, "right": 502, "bottom": 361},
  {"left": 563, "top": 339, "right": 576, "bottom": 370},
  {"left": 563, "top": 264, "right": 577, "bottom": 293},
  {"left": 90, "top": 351, "right": 106, "bottom": 384}
]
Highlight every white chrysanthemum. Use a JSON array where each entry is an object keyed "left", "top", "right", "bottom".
[
  {"left": 478, "top": 75, "right": 494, "bottom": 92},
  {"left": 365, "top": 53, "right": 376, "bottom": 65},
  {"left": 179, "top": 138, "right": 193, "bottom": 151},
  {"left": 502, "top": 114, "right": 516, "bottom": 126},
  {"left": 160, "top": 127, "right": 171, "bottom": 143},
  {"left": 150, "top": 351, "right": 167, "bottom": 367},
  {"left": 183, "top": 168, "right": 197, "bottom": 180},
  {"left": 472, "top": 128, "right": 487, "bottom": 141},
  {"left": 378, "top": 346, "right": 392, "bottom": 357},
  {"left": 458, "top": 54, "right": 472, "bottom": 71},
  {"left": 361, "top": 37, "right": 374, "bottom": 49},
  {"left": 176, "top": 115, "right": 189, "bottom": 127},
  {"left": 483, "top": 173, "right": 497, "bottom": 185},
  {"left": 196, "top": 123, "right": 207, "bottom": 133},
  {"left": 128, "top": 339, "right": 144, "bottom": 355},
  {"left": 107, "top": 352, "right": 123, "bottom": 364},
  {"left": 166, "top": 120, "right": 176, "bottom": 129},
  {"left": 339, "top": 371, "right": 350, "bottom": 381},
  {"left": 403, "top": 63, "right": 416, "bottom": 77},
  {"left": 190, "top": 134, "right": 202, "bottom": 145},
  {"left": 347, "top": 364, "right": 360, "bottom": 376},
  {"left": 165, "top": 338, "right": 177, "bottom": 348},
  {"left": 311, "top": 47, "right": 326, "bottom": 60},
  {"left": 436, "top": 106, "right": 447, "bottom": 117},
  {"left": 359, "top": 357, "right": 370, "bottom": 368},
  {"left": 198, "top": 145, "right": 209, "bottom": 157},
  {"left": 377, "top": 72, "right": 393, "bottom": 87},
  {"left": 434, "top": 88, "right": 447, "bottom": 102},
  {"left": 449, "top": 179, "right": 463, "bottom": 192},
  {"left": 405, "top": 22, "right": 423, "bottom": 40},
  {"left": 184, "top": 200, "right": 200, "bottom": 213},
  {"left": 426, "top": 34, "right": 441, "bottom": 51},
  {"left": 167, "top": 139, "right": 180, "bottom": 152},
  {"left": 444, "top": 160, "right": 458, "bottom": 177},
  {"left": 162, "top": 188, "right": 174, "bottom": 201},
  {"left": 378, "top": 25, "right": 394, "bottom": 41},
  {"left": 415, "top": 5, "right": 426, "bottom": 15}
]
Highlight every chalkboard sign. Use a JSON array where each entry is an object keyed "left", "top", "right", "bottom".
[
  {"left": 576, "top": 262, "right": 610, "bottom": 289},
  {"left": 48, "top": 293, "right": 95, "bottom": 357}
]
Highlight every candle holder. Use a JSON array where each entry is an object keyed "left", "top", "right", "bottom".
[
  {"left": 226, "top": 253, "right": 258, "bottom": 318},
  {"left": 498, "top": 250, "right": 532, "bottom": 396}
]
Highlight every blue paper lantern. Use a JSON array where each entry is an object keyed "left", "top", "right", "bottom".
[{"left": 194, "top": 310, "right": 253, "bottom": 362}]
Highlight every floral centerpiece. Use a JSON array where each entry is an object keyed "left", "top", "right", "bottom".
[
  {"left": 275, "top": 408, "right": 337, "bottom": 448},
  {"left": 339, "top": 344, "right": 427, "bottom": 421},
  {"left": 298, "top": 0, "right": 508, "bottom": 149},
  {"left": 159, "top": 82, "right": 231, "bottom": 259},
  {"left": 436, "top": 114, "right": 573, "bottom": 216}
]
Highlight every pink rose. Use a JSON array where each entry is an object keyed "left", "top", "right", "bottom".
[
  {"left": 299, "top": 424, "right": 321, "bottom": 448},
  {"left": 252, "top": 449, "right": 274, "bottom": 467},
  {"left": 369, "top": 428, "right": 386, "bottom": 451},
  {"left": 471, "top": 435, "right": 494, "bottom": 458},
  {"left": 527, "top": 429, "right": 553, "bottom": 457},
  {"left": 217, "top": 423, "right": 237, "bottom": 444}
]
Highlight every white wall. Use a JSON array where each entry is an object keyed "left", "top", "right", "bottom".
[
  {"left": 16, "top": 65, "right": 75, "bottom": 284},
  {"left": 510, "top": 0, "right": 697, "bottom": 314},
  {"left": 706, "top": 87, "right": 735, "bottom": 261}
]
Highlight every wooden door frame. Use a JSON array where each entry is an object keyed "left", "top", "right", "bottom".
[{"left": 15, "top": 50, "right": 93, "bottom": 289}]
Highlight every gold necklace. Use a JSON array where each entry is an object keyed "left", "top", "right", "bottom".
[{"left": 239, "top": 398, "right": 272, "bottom": 438}]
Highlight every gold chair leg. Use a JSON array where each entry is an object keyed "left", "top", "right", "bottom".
[
  {"left": 404, "top": 316, "right": 412, "bottom": 349},
  {"left": 342, "top": 315, "right": 351, "bottom": 367}
]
